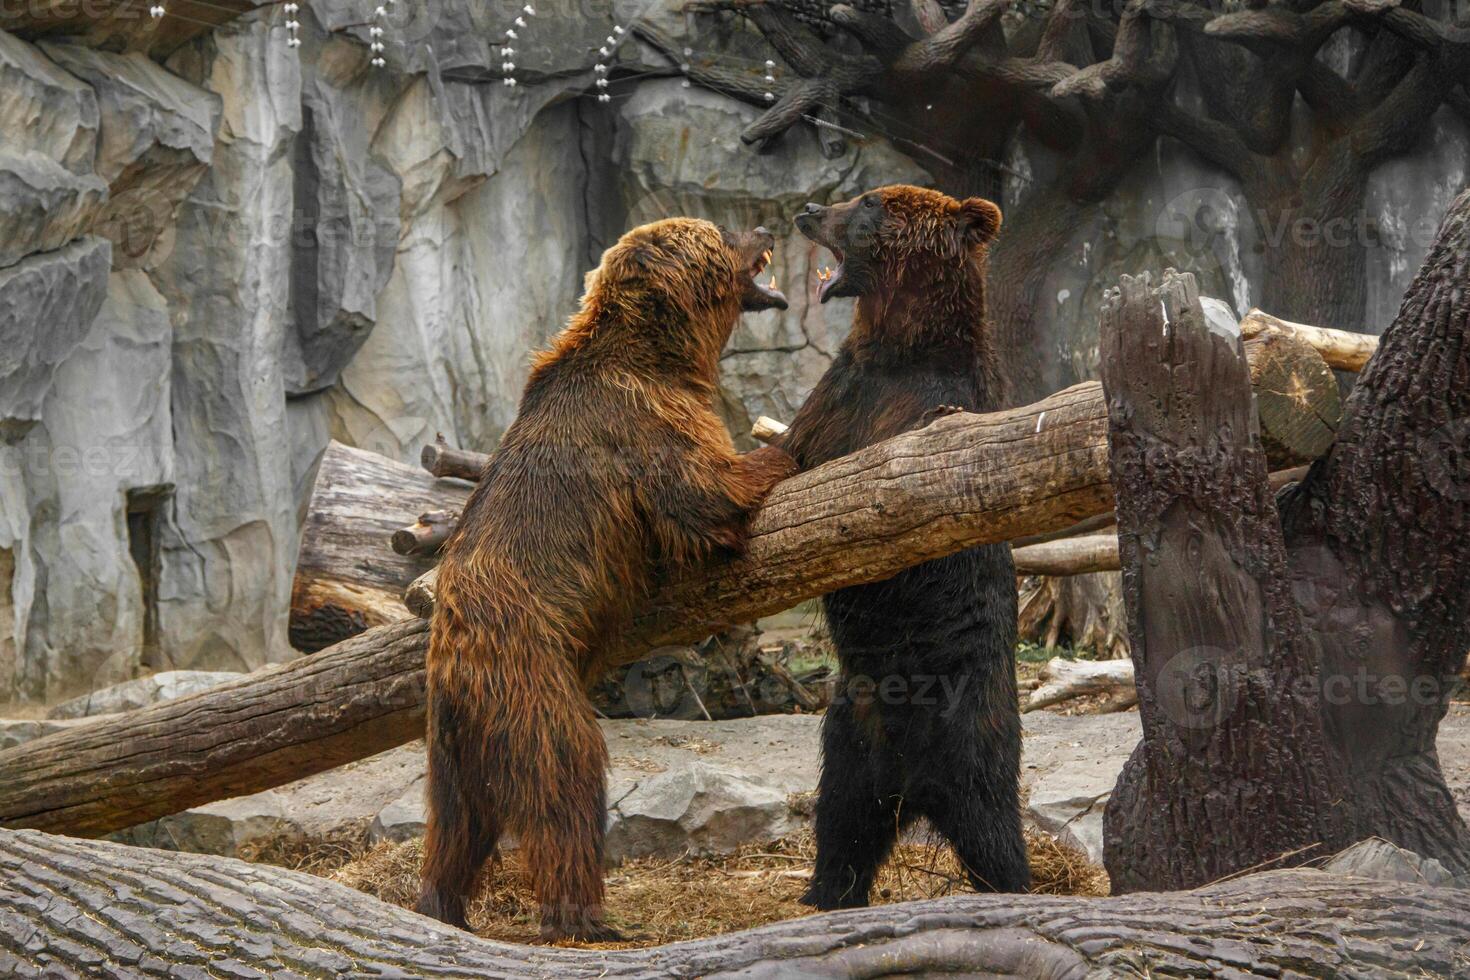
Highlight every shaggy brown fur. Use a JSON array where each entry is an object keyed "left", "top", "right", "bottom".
[
  {"left": 783, "top": 185, "right": 1029, "bottom": 909},
  {"left": 419, "top": 218, "right": 795, "bottom": 942}
]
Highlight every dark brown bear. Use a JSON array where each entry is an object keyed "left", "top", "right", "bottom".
[
  {"left": 783, "top": 185, "right": 1029, "bottom": 908},
  {"left": 418, "top": 218, "right": 796, "bottom": 942}
]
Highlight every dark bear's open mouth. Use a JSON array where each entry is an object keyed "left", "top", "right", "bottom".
[{"left": 814, "top": 246, "right": 846, "bottom": 304}]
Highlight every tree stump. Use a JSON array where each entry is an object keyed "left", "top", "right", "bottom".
[
  {"left": 1099, "top": 270, "right": 1352, "bottom": 891},
  {"left": 1101, "top": 192, "right": 1470, "bottom": 889}
]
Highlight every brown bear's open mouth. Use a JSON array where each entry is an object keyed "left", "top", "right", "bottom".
[{"left": 747, "top": 246, "right": 787, "bottom": 308}]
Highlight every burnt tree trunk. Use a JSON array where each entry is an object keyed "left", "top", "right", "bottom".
[
  {"left": 1100, "top": 270, "right": 1352, "bottom": 892},
  {"left": 1278, "top": 188, "right": 1470, "bottom": 870},
  {"left": 2, "top": 830, "right": 1467, "bottom": 978},
  {"left": 1103, "top": 193, "right": 1470, "bottom": 890}
]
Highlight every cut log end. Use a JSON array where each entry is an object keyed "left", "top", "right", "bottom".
[
  {"left": 420, "top": 436, "right": 491, "bottom": 482},
  {"left": 390, "top": 510, "right": 459, "bottom": 557},
  {"left": 1245, "top": 332, "right": 1342, "bottom": 468}
]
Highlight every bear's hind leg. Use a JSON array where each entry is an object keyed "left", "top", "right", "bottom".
[
  {"left": 800, "top": 699, "right": 905, "bottom": 910},
  {"left": 521, "top": 708, "right": 621, "bottom": 943},
  {"left": 926, "top": 751, "right": 1030, "bottom": 894},
  {"left": 417, "top": 714, "right": 499, "bottom": 930}
]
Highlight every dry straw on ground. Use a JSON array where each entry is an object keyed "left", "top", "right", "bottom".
[{"left": 246, "top": 824, "right": 1109, "bottom": 949}]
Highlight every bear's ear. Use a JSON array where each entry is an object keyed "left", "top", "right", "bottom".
[{"left": 958, "top": 197, "right": 1003, "bottom": 247}]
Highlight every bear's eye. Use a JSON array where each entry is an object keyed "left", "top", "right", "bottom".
[{"left": 863, "top": 196, "right": 879, "bottom": 209}]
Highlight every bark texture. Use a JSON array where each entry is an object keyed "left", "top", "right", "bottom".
[
  {"left": 2, "top": 830, "right": 1467, "bottom": 979},
  {"left": 1279, "top": 188, "right": 1470, "bottom": 871},
  {"left": 1101, "top": 195, "right": 1470, "bottom": 889},
  {"left": 290, "top": 442, "right": 469, "bottom": 647}
]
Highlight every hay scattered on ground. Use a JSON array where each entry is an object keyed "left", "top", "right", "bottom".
[
  {"left": 320, "top": 825, "right": 1107, "bottom": 949},
  {"left": 236, "top": 818, "right": 373, "bottom": 876}
]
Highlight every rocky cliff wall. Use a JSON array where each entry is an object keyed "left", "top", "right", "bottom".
[{"left": 0, "top": 6, "right": 1464, "bottom": 703}]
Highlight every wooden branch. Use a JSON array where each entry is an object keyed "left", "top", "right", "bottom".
[
  {"left": 420, "top": 435, "right": 489, "bottom": 481},
  {"left": 1023, "top": 656, "right": 1136, "bottom": 712},
  {"left": 1012, "top": 533, "right": 1120, "bottom": 576},
  {"left": 751, "top": 416, "right": 789, "bottom": 443},
  {"left": 390, "top": 509, "right": 459, "bottom": 557},
  {"left": 2, "top": 830, "right": 1467, "bottom": 976},
  {"left": 1239, "top": 308, "right": 1379, "bottom": 371}
]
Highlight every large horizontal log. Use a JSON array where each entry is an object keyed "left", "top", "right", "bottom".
[
  {"left": 0, "top": 619, "right": 430, "bottom": 836},
  {"left": 1, "top": 830, "right": 1466, "bottom": 977}
]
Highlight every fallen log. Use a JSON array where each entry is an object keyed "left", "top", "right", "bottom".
[
  {"left": 1, "top": 830, "right": 1465, "bottom": 978},
  {"left": 1023, "top": 657, "right": 1137, "bottom": 712},
  {"left": 0, "top": 619, "right": 429, "bottom": 836}
]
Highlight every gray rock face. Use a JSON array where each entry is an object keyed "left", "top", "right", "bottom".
[
  {"left": 1, "top": 259, "right": 178, "bottom": 700},
  {"left": 0, "top": 238, "right": 113, "bottom": 441},
  {"left": 46, "top": 670, "right": 242, "bottom": 719},
  {"left": 0, "top": 32, "right": 106, "bottom": 270},
  {"left": 145, "top": 16, "right": 304, "bottom": 675},
  {"left": 327, "top": 97, "right": 592, "bottom": 460},
  {"left": 283, "top": 37, "right": 401, "bottom": 395},
  {"left": 40, "top": 44, "right": 220, "bottom": 271}
]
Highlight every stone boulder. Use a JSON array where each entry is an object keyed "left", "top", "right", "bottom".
[
  {"left": 0, "top": 716, "right": 111, "bottom": 751},
  {"left": 117, "top": 792, "right": 301, "bottom": 858},
  {"left": 605, "top": 762, "right": 800, "bottom": 862},
  {"left": 47, "top": 670, "right": 243, "bottom": 719},
  {"left": 368, "top": 778, "right": 426, "bottom": 844}
]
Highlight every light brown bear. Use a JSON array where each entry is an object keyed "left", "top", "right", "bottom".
[{"left": 419, "top": 218, "right": 796, "bottom": 941}]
